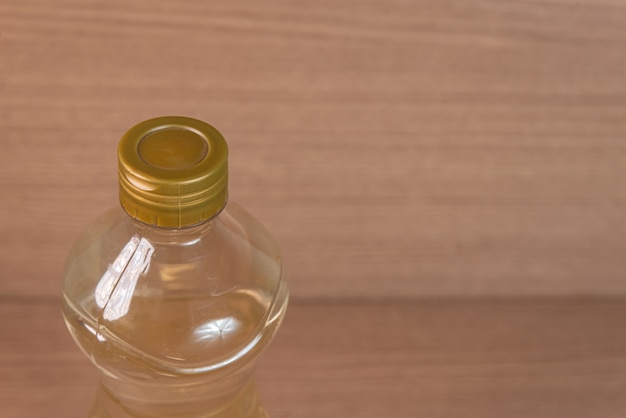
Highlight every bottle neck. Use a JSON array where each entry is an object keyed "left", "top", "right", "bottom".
[{"left": 130, "top": 215, "right": 217, "bottom": 246}]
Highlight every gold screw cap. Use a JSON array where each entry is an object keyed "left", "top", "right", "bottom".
[{"left": 118, "top": 116, "right": 228, "bottom": 228}]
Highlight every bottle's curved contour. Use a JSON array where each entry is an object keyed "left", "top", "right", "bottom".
[{"left": 62, "top": 117, "right": 288, "bottom": 418}]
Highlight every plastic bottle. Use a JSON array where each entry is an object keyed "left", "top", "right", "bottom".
[{"left": 62, "top": 116, "right": 289, "bottom": 417}]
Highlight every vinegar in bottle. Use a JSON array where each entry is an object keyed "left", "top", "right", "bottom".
[{"left": 62, "top": 116, "right": 288, "bottom": 417}]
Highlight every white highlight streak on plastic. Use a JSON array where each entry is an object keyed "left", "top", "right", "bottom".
[
  {"left": 95, "top": 235, "right": 154, "bottom": 321},
  {"left": 95, "top": 236, "right": 140, "bottom": 308}
]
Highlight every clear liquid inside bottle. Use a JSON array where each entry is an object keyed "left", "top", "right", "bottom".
[{"left": 62, "top": 203, "right": 288, "bottom": 417}]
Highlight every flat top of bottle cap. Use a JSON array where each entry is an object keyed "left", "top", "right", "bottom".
[
  {"left": 118, "top": 116, "right": 228, "bottom": 228},
  {"left": 138, "top": 128, "right": 209, "bottom": 170}
]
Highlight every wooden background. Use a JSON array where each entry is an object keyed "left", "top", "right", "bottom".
[{"left": 2, "top": 0, "right": 626, "bottom": 417}]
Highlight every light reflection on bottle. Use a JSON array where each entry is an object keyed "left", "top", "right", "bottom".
[
  {"left": 194, "top": 317, "right": 241, "bottom": 343},
  {"left": 95, "top": 236, "right": 139, "bottom": 308},
  {"left": 95, "top": 235, "right": 154, "bottom": 321}
]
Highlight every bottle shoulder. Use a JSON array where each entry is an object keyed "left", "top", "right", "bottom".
[
  {"left": 62, "top": 202, "right": 288, "bottom": 374},
  {"left": 64, "top": 202, "right": 282, "bottom": 285}
]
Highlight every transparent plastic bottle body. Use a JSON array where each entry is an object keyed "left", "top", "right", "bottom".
[{"left": 62, "top": 202, "right": 288, "bottom": 418}]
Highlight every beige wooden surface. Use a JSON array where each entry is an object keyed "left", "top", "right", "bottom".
[
  {"left": 2, "top": 298, "right": 626, "bottom": 418},
  {"left": 3, "top": 0, "right": 626, "bottom": 298},
  {"left": 3, "top": 1, "right": 626, "bottom": 417}
]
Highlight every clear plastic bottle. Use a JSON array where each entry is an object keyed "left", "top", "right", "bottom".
[{"left": 62, "top": 116, "right": 288, "bottom": 417}]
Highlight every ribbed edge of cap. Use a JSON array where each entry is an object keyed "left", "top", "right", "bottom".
[{"left": 117, "top": 116, "right": 228, "bottom": 228}]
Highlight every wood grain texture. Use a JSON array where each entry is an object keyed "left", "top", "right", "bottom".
[
  {"left": 2, "top": 0, "right": 626, "bottom": 298},
  {"left": 2, "top": 299, "right": 626, "bottom": 418}
]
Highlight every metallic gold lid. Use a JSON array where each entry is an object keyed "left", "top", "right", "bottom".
[{"left": 118, "top": 116, "right": 228, "bottom": 228}]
